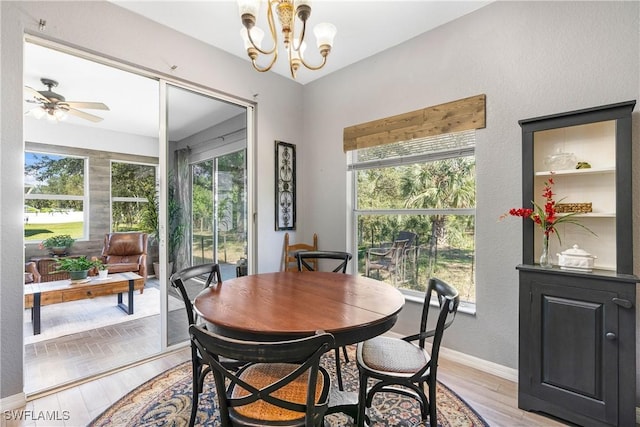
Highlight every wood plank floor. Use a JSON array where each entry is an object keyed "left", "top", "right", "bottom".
[{"left": 6, "top": 345, "right": 576, "bottom": 427}]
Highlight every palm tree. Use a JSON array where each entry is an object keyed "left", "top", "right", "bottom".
[{"left": 400, "top": 157, "right": 475, "bottom": 270}]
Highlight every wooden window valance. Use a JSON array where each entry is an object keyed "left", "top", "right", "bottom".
[{"left": 343, "top": 94, "right": 486, "bottom": 152}]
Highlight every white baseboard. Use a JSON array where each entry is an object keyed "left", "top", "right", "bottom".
[
  {"left": 439, "top": 346, "right": 519, "bottom": 383},
  {"left": 636, "top": 406, "right": 640, "bottom": 424},
  {"left": 0, "top": 392, "right": 26, "bottom": 411}
]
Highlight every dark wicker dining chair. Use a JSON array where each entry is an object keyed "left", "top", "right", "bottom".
[
  {"left": 295, "top": 250, "right": 353, "bottom": 391},
  {"left": 190, "top": 325, "right": 335, "bottom": 427},
  {"left": 295, "top": 250, "right": 352, "bottom": 273},
  {"left": 355, "top": 277, "right": 460, "bottom": 427},
  {"left": 169, "top": 263, "right": 244, "bottom": 427}
]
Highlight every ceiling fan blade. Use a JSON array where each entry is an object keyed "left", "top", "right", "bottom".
[
  {"left": 67, "top": 107, "right": 104, "bottom": 122},
  {"left": 63, "top": 101, "right": 110, "bottom": 111},
  {"left": 24, "top": 86, "right": 50, "bottom": 104}
]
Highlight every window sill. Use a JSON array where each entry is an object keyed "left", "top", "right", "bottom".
[{"left": 403, "top": 292, "right": 476, "bottom": 316}]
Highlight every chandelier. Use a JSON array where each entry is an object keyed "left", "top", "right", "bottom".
[{"left": 237, "top": 0, "right": 337, "bottom": 79}]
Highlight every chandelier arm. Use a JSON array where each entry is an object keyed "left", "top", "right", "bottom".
[
  {"left": 299, "top": 53, "right": 328, "bottom": 71},
  {"left": 288, "top": 43, "right": 298, "bottom": 79},
  {"left": 252, "top": 47, "right": 279, "bottom": 73},
  {"left": 291, "top": 13, "right": 307, "bottom": 52},
  {"left": 246, "top": 0, "right": 278, "bottom": 55}
]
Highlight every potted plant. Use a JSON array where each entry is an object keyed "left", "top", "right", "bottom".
[
  {"left": 140, "top": 178, "right": 185, "bottom": 276},
  {"left": 93, "top": 258, "right": 109, "bottom": 279},
  {"left": 55, "top": 256, "right": 95, "bottom": 281},
  {"left": 39, "top": 234, "right": 75, "bottom": 256}
]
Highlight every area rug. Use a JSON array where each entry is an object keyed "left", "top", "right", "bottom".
[
  {"left": 24, "top": 287, "right": 183, "bottom": 345},
  {"left": 91, "top": 346, "right": 488, "bottom": 427}
]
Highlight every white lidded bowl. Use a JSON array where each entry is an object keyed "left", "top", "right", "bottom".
[{"left": 556, "top": 244, "right": 597, "bottom": 272}]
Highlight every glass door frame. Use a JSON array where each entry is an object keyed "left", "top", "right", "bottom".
[{"left": 159, "top": 80, "right": 255, "bottom": 350}]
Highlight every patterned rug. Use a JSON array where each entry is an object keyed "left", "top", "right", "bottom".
[{"left": 91, "top": 346, "right": 488, "bottom": 426}]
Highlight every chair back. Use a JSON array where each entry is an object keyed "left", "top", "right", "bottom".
[
  {"left": 190, "top": 325, "right": 334, "bottom": 427},
  {"left": 169, "top": 263, "right": 222, "bottom": 326},
  {"left": 284, "top": 232, "right": 318, "bottom": 271},
  {"left": 386, "top": 239, "right": 410, "bottom": 269},
  {"left": 396, "top": 231, "right": 417, "bottom": 247},
  {"left": 418, "top": 278, "right": 460, "bottom": 367},
  {"left": 296, "top": 250, "right": 353, "bottom": 273}
]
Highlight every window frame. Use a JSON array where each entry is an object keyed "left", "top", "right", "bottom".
[
  {"left": 24, "top": 150, "right": 89, "bottom": 242},
  {"left": 109, "top": 160, "right": 158, "bottom": 233},
  {"left": 348, "top": 132, "right": 477, "bottom": 309}
]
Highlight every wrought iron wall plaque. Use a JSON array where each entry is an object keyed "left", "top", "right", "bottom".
[{"left": 275, "top": 141, "right": 296, "bottom": 230}]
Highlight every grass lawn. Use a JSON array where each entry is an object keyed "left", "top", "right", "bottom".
[{"left": 24, "top": 222, "right": 84, "bottom": 241}]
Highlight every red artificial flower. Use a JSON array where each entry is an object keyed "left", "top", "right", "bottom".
[{"left": 500, "top": 176, "right": 595, "bottom": 243}]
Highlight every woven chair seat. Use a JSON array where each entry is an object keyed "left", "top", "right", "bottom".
[
  {"left": 232, "top": 363, "right": 325, "bottom": 422},
  {"left": 360, "top": 336, "right": 429, "bottom": 374}
]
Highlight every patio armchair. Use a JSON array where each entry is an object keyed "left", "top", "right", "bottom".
[{"left": 365, "top": 238, "right": 410, "bottom": 284}]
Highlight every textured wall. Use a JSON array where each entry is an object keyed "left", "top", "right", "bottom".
[{"left": 300, "top": 0, "right": 640, "bottom": 371}]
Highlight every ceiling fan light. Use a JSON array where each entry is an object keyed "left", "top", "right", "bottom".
[
  {"left": 314, "top": 22, "right": 336, "bottom": 48},
  {"left": 29, "top": 107, "right": 46, "bottom": 120},
  {"left": 54, "top": 109, "right": 68, "bottom": 121}
]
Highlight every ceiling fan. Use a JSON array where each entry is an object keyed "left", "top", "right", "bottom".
[{"left": 24, "top": 78, "right": 110, "bottom": 123}]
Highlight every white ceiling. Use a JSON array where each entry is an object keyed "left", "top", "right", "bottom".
[
  {"left": 112, "top": 0, "right": 492, "bottom": 85},
  {"left": 24, "top": 1, "right": 492, "bottom": 139}
]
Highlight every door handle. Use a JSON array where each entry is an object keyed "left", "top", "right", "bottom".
[
  {"left": 612, "top": 298, "right": 633, "bottom": 309},
  {"left": 606, "top": 332, "right": 617, "bottom": 340}
]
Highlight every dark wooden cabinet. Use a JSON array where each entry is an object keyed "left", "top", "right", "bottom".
[
  {"left": 518, "top": 265, "right": 636, "bottom": 426},
  {"left": 517, "top": 101, "right": 637, "bottom": 426}
]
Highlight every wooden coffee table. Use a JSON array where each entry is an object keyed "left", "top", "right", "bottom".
[{"left": 24, "top": 272, "right": 145, "bottom": 335}]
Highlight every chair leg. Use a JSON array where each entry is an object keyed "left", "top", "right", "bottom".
[
  {"left": 357, "top": 372, "right": 368, "bottom": 427},
  {"left": 190, "top": 362, "right": 200, "bottom": 427},
  {"left": 341, "top": 345, "right": 349, "bottom": 363},
  {"left": 428, "top": 380, "right": 437, "bottom": 427},
  {"left": 335, "top": 347, "right": 344, "bottom": 391}
]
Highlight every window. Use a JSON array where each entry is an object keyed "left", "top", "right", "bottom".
[
  {"left": 24, "top": 152, "right": 87, "bottom": 242},
  {"left": 350, "top": 131, "right": 477, "bottom": 303},
  {"left": 111, "top": 161, "right": 157, "bottom": 232}
]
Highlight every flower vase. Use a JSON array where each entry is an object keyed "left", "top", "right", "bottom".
[{"left": 540, "top": 235, "right": 552, "bottom": 268}]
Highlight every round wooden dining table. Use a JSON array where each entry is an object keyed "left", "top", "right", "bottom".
[{"left": 193, "top": 271, "right": 405, "bottom": 347}]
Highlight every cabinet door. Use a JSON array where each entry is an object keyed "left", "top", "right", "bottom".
[{"left": 530, "top": 282, "right": 618, "bottom": 425}]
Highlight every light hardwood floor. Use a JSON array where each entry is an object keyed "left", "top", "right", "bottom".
[{"left": 5, "top": 347, "right": 574, "bottom": 427}]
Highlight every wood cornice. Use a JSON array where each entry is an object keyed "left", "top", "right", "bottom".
[{"left": 343, "top": 94, "right": 486, "bottom": 152}]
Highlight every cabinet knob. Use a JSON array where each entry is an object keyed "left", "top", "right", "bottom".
[{"left": 606, "top": 332, "right": 617, "bottom": 340}]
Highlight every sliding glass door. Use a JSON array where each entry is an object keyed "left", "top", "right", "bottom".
[
  {"left": 191, "top": 150, "right": 247, "bottom": 274},
  {"left": 165, "top": 83, "right": 249, "bottom": 347}
]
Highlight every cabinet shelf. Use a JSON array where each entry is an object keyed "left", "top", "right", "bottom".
[
  {"left": 534, "top": 166, "right": 615, "bottom": 177},
  {"left": 558, "top": 212, "right": 615, "bottom": 218}
]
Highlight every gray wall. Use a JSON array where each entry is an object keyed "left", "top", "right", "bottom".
[{"left": 300, "top": 0, "right": 640, "bottom": 370}]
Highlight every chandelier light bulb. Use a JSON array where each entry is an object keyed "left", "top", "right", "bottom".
[{"left": 314, "top": 22, "right": 336, "bottom": 50}]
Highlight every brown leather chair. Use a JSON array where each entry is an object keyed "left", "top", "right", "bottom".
[{"left": 100, "top": 232, "right": 148, "bottom": 285}]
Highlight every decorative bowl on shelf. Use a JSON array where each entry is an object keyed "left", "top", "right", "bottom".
[
  {"left": 544, "top": 149, "right": 576, "bottom": 171},
  {"left": 556, "top": 244, "right": 596, "bottom": 272}
]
